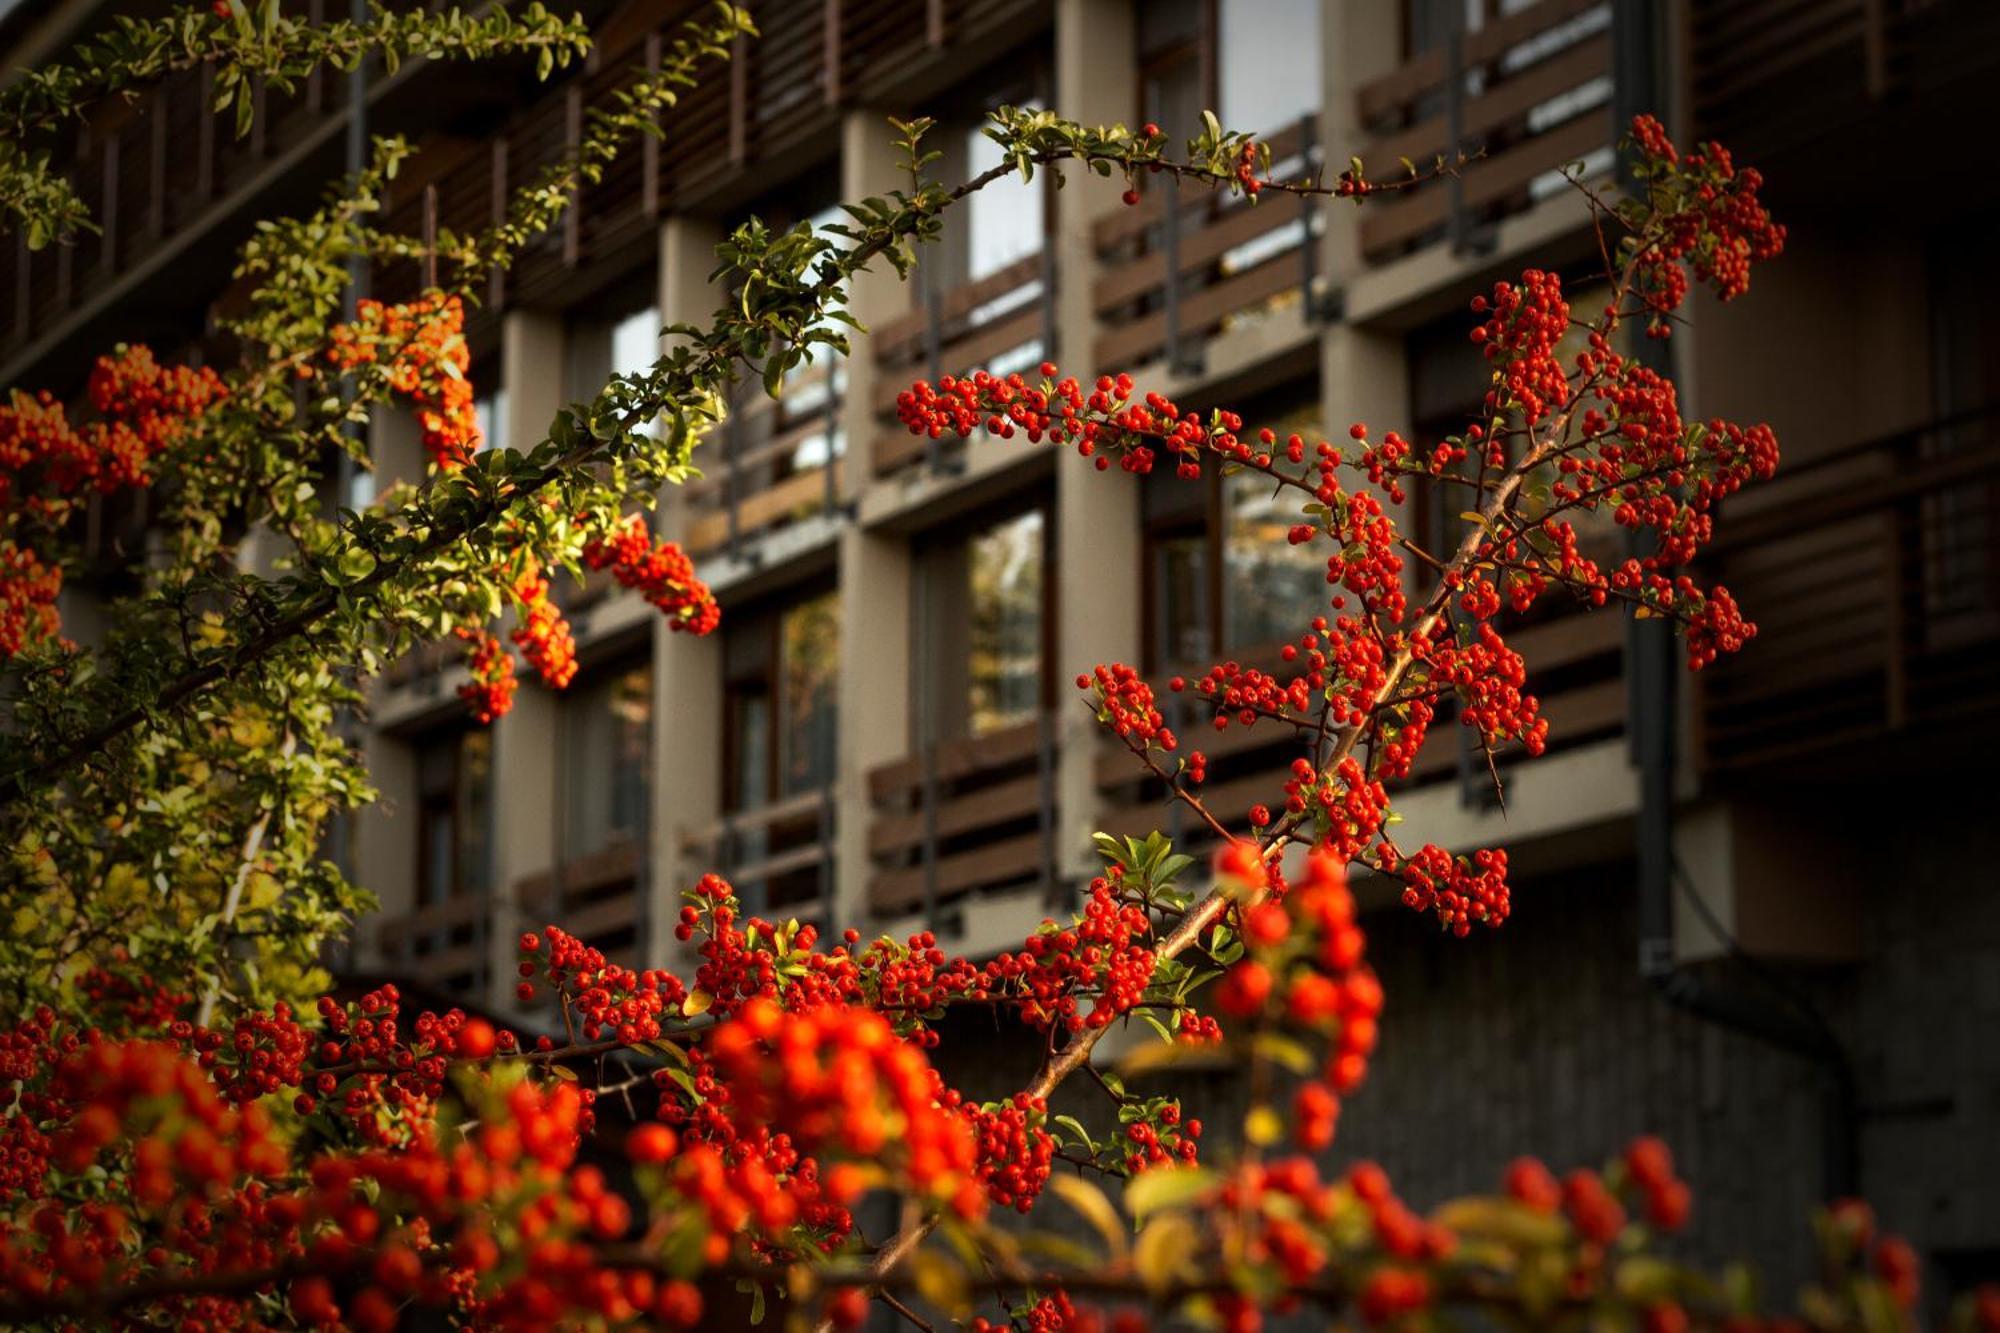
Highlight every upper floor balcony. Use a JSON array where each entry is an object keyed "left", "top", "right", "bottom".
[{"left": 1696, "top": 404, "right": 2000, "bottom": 774}]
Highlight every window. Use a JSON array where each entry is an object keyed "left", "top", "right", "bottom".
[
  {"left": 562, "top": 658, "right": 653, "bottom": 861},
  {"left": 916, "top": 505, "right": 1049, "bottom": 742},
  {"left": 720, "top": 587, "right": 840, "bottom": 914},
  {"left": 569, "top": 302, "right": 662, "bottom": 434},
  {"left": 473, "top": 386, "right": 506, "bottom": 456},
  {"left": 965, "top": 121, "right": 1044, "bottom": 283},
  {"left": 724, "top": 588, "right": 842, "bottom": 813},
  {"left": 968, "top": 510, "right": 1046, "bottom": 735},
  {"left": 416, "top": 727, "right": 492, "bottom": 906},
  {"left": 1143, "top": 392, "right": 1326, "bottom": 670},
  {"left": 1217, "top": 0, "right": 1321, "bottom": 136}
]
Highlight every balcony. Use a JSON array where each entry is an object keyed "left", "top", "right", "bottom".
[
  {"left": 1689, "top": 0, "right": 2000, "bottom": 160},
  {"left": 1697, "top": 406, "right": 2000, "bottom": 773},
  {"left": 871, "top": 252, "right": 1053, "bottom": 479},
  {"left": 4, "top": 0, "right": 1056, "bottom": 383},
  {"left": 513, "top": 837, "right": 647, "bottom": 966},
  {"left": 866, "top": 715, "right": 1059, "bottom": 921},
  {"left": 1352, "top": 0, "right": 1612, "bottom": 269},
  {"left": 1088, "top": 117, "right": 1325, "bottom": 374},
  {"left": 682, "top": 788, "right": 838, "bottom": 923},
  {"left": 685, "top": 364, "right": 846, "bottom": 561},
  {"left": 368, "top": 891, "right": 492, "bottom": 997},
  {"left": 1094, "top": 611, "right": 1627, "bottom": 851}
]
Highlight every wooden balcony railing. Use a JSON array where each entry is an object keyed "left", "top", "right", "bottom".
[
  {"left": 3, "top": 0, "right": 351, "bottom": 365},
  {"left": 682, "top": 786, "right": 837, "bottom": 923},
  {"left": 1353, "top": 0, "right": 1612, "bottom": 267},
  {"left": 514, "top": 836, "right": 646, "bottom": 965},
  {"left": 871, "top": 250, "right": 1053, "bottom": 478},
  {"left": 1689, "top": 0, "right": 2000, "bottom": 153},
  {"left": 1095, "top": 611, "right": 1626, "bottom": 847},
  {"left": 1089, "top": 116, "right": 1325, "bottom": 373},
  {"left": 6, "top": 0, "right": 1053, "bottom": 373},
  {"left": 370, "top": 890, "right": 491, "bottom": 996},
  {"left": 867, "top": 713, "right": 1058, "bottom": 919},
  {"left": 685, "top": 364, "right": 846, "bottom": 560},
  {"left": 1697, "top": 406, "right": 2000, "bottom": 771}
]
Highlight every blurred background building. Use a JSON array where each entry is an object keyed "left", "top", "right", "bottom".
[{"left": 6, "top": 0, "right": 1999, "bottom": 1310}]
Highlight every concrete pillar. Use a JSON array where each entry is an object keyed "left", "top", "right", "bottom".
[
  {"left": 1052, "top": 0, "right": 1143, "bottom": 880},
  {"left": 355, "top": 730, "right": 418, "bottom": 967},
  {"left": 1323, "top": 0, "right": 1404, "bottom": 280},
  {"left": 500, "top": 310, "right": 567, "bottom": 455},
  {"left": 839, "top": 108, "right": 910, "bottom": 492},
  {"left": 485, "top": 308, "right": 568, "bottom": 1004},
  {"left": 830, "top": 109, "right": 922, "bottom": 936},
  {"left": 649, "top": 215, "right": 728, "bottom": 967}
]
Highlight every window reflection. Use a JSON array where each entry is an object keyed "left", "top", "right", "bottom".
[
  {"left": 967, "top": 510, "right": 1045, "bottom": 736},
  {"left": 417, "top": 727, "right": 491, "bottom": 906},
  {"left": 563, "top": 659, "right": 652, "bottom": 860}
]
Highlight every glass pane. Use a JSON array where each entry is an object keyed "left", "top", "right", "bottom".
[
  {"left": 607, "top": 663, "right": 652, "bottom": 844},
  {"left": 1155, "top": 535, "right": 1212, "bottom": 667},
  {"left": 779, "top": 592, "right": 840, "bottom": 797},
  {"left": 473, "top": 386, "right": 506, "bottom": 455},
  {"left": 422, "top": 806, "right": 454, "bottom": 907},
  {"left": 731, "top": 691, "right": 772, "bottom": 812},
  {"left": 966, "top": 122, "right": 1043, "bottom": 281},
  {"left": 968, "top": 510, "right": 1044, "bottom": 735},
  {"left": 1225, "top": 467, "right": 1323, "bottom": 653},
  {"left": 564, "top": 662, "right": 653, "bottom": 859},
  {"left": 1218, "top": 0, "right": 1321, "bottom": 136},
  {"left": 457, "top": 729, "right": 492, "bottom": 897}
]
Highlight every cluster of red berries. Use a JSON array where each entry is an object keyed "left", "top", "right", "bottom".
[
  {"left": 581, "top": 515, "right": 721, "bottom": 636},
  {"left": 509, "top": 565, "right": 578, "bottom": 689},
  {"left": 1629, "top": 114, "right": 1786, "bottom": 310},
  {"left": 1081, "top": 662, "right": 1176, "bottom": 754},
  {"left": 0, "top": 346, "right": 224, "bottom": 657},
  {"left": 454, "top": 626, "right": 518, "bottom": 723},
  {"left": 951, "top": 1092, "right": 1054, "bottom": 1211},
  {"left": 327, "top": 295, "right": 480, "bottom": 471},
  {"left": 1212, "top": 848, "right": 1384, "bottom": 1144},
  {"left": 1470, "top": 268, "right": 1572, "bottom": 426}
]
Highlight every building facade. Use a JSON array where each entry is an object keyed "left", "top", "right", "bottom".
[{"left": 6, "top": 0, "right": 1999, "bottom": 1309}]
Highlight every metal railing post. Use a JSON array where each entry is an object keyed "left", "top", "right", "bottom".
[
  {"left": 1445, "top": 14, "right": 1468, "bottom": 255},
  {"left": 920, "top": 741, "right": 940, "bottom": 933},
  {"left": 1162, "top": 183, "right": 1189, "bottom": 374},
  {"left": 1036, "top": 707, "right": 1057, "bottom": 905},
  {"left": 821, "top": 365, "right": 841, "bottom": 519},
  {"left": 817, "top": 776, "right": 837, "bottom": 930},
  {"left": 1299, "top": 110, "right": 1317, "bottom": 298},
  {"left": 724, "top": 388, "right": 743, "bottom": 562}
]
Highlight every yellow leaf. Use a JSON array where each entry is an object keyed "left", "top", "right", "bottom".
[
  {"left": 682, "top": 989, "right": 714, "bottom": 1017},
  {"left": 1134, "top": 1213, "right": 1199, "bottom": 1295},
  {"left": 1430, "top": 1196, "right": 1569, "bottom": 1248},
  {"left": 1244, "top": 1104, "right": 1283, "bottom": 1147},
  {"left": 1049, "top": 1173, "right": 1128, "bottom": 1261}
]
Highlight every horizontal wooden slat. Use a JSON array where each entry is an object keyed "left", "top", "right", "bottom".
[
  {"left": 867, "top": 718, "right": 1044, "bottom": 802},
  {"left": 384, "top": 892, "right": 486, "bottom": 938},
  {"left": 563, "top": 891, "right": 642, "bottom": 940},
  {"left": 870, "top": 771, "right": 1043, "bottom": 855},
  {"left": 1358, "top": 111, "right": 1608, "bottom": 258},
  {"left": 872, "top": 306, "right": 1044, "bottom": 411},
  {"left": 1356, "top": 0, "right": 1607, "bottom": 124},
  {"left": 869, "top": 829, "right": 1045, "bottom": 914},
  {"left": 1364, "top": 34, "right": 1611, "bottom": 172},
  {"left": 1094, "top": 246, "right": 1303, "bottom": 369},
  {"left": 874, "top": 253, "right": 1045, "bottom": 361},
  {"left": 685, "top": 457, "right": 843, "bottom": 555},
  {"left": 1093, "top": 193, "right": 1305, "bottom": 315}
]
